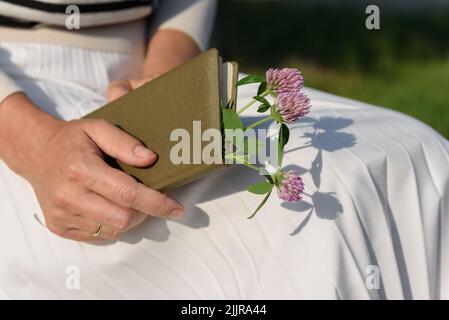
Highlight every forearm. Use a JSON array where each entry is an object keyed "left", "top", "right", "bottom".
[
  {"left": 0, "top": 93, "right": 60, "bottom": 178},
  {"left": 142, "top": 29, "right": 201, "bottom": 78}
]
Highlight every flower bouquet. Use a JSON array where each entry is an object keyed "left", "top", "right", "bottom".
[{"left": 222, "top": 68, "right": 311, "bottom": 218}]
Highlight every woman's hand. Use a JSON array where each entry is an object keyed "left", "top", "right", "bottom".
[
  {"left": 107, "top": 76, "right": 159, "bottom": 102},
  {"left": 107, "top": 29, "right": 201, "bottom": 102},
  {"left": 0, "top": 93, "right": 184, "bottom": 241}
]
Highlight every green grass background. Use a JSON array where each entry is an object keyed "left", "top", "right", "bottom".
[{"left": 211, "top": 1, "right": 449, "bottom": 138}]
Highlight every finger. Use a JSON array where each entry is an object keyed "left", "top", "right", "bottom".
[
  {"left": 67, "top": 216, "right": 121, "bottom": 241},
  {"left": 107, "top": 80, "right": 131, "bottom": 102},
  {"left": 48, "top": 213, "right": 121, "bottom": 242},
  {"left": 75, "top": 191, "right": 143, "bottom": 232},
  {"left": 133, "top": 211, "right": 148, "bottom": 226},
  {"left": 83, "top": 119, "right": 157, "bottom": 167},
  {"left": 86, "top": 157, "right": 184, "bottom": 218},
  {"left": 60, "top": 229, "right": 101, "bottom": 242},
  {"left": 47, "top": 207, "right": 121, "bottom": 239},
  {"left": 49, "top": 181, "right": 139, "bottom": 232},
  {"left": 129, "top": 78, "right": 152, "bottom": 89},
  {"left": 46, "top": 221, "right": 94, "bottom": 242},
  {"left": 133, "top": 183, "right": 185, "bottom": 218}
]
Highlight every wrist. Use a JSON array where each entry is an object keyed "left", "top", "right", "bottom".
[
  {"left": 0, "top": 93, "right": 63, "bottom": 179},
  {"left": 19, "top": 112, "right": 64, "bottom": 182},
  {"left": 143, "top": 29, "right": 200, "bottom": 77}
]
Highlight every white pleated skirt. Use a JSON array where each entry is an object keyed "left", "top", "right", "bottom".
[{"left": 0, "top": 41, "right": 448, "bottom": 300}]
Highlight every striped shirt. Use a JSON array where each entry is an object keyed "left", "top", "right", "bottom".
[{"left": 0, "top": 0, "right": 156, "bottom": 28}]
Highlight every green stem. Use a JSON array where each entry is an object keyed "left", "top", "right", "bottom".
[
  {"left": 242, "top": 161, "right": 260, "bottom": 172},
  {"left": 247, "top": 188, "right": 273, "bottom": 219},
  {"left": 278, "top": 142, "right": 284, "bottom": 168},
  {"left": 237, "top": 90, "right": 269, "bottom": 115},
  {"left": 302, "top": 191, "right": 312, "bottom": 197},
  {"left": 225, "top": 154, "right": 261, "bottom": 172},
  {"left": 246, "top": 116, "right": 272, "bottom": 130}
]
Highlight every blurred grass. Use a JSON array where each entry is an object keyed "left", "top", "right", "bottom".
[{"left": 212, "top": 0, "right": 449, "bottom": 138}]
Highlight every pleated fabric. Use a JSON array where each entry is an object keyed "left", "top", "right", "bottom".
[{"left": 0, "top": 41, "right": 448, "bottom": 299}]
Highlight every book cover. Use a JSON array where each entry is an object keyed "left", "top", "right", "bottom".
[{"left": 84, "top": 49, "right": 238, "bottom": 191}]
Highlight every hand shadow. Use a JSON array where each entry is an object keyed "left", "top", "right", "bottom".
[
  {"left": 118, "top": 204, "right": 211, "bottom": 244},
  {"left": 107, "top": 164, "right": 266, "bottom": 245}
]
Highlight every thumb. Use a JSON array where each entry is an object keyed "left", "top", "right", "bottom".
[
  {"left": 83, "top": 119, "right": 157, "bottom": 167},
  {"left": 129, "top": 78, "right": 151, "bottom": 89},
  {"left": 107, "top": 80, "right": 131, "bottom": 102}
]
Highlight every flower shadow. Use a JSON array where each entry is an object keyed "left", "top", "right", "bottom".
[{"left": 283, "top": 116, "right": 356, "bottom": 235}]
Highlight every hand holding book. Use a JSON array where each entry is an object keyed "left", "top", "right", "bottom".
[{"left": 85, "top": 50, "right": 312, "bottom": 220}]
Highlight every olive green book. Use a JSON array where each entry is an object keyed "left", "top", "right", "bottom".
[{"left": 84, "top": 49, "right": 238, "bottom": 192}]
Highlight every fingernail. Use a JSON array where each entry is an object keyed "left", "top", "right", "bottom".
[
  {"left": 134, "top": 145, "right": 154, "bottom": 158},
  {"left": 169, "top": 208, "right": 184, "bottom": 218}
]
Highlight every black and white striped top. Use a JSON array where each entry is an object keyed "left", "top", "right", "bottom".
[{"left": 0, "top": 0, "right": 156, "bottom": 28}]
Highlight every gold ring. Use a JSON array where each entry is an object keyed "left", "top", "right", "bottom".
[{"left": 93, "top": 224, "right": 103, "bottom": 237}]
